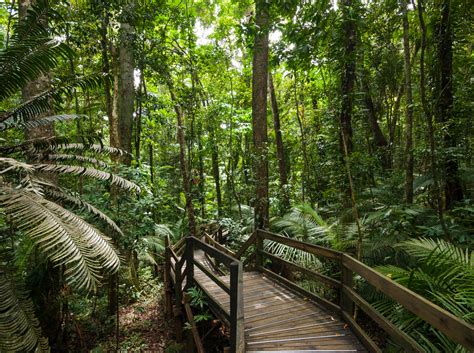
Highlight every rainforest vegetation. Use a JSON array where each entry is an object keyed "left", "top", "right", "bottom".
[{"left": 0, "top": 0, "right": 472, "bottom": 352}]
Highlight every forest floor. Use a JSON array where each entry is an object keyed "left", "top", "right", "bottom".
[{"left": 91, "top": 283, "right": 180, "bottom": 352}]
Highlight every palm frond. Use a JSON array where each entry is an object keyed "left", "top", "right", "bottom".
[
  {"left": 32, "top": 164, "right": 140, "bottom": 192},
  {"left": 0, "top": 272, "right": 49, "bottom": 352},
  {"left": 0, "top": 38, "right": 73, "bottom": 100},
  {"left": 38, "top": 154, "right": 109, "bottom": 168},
  {"left": 0, "top": 0, "right": 72, "bottom": 100},
  {"left": 0, "top": 187, "right": 120, "bottom": 291},
  {"left": 0, "top": 114, "right": 85, "bottom": 132},
  {"left": 57, "top": 143, "right": 129, "bottom": 156},
  {"left": 42, "top": 186, "right": 122, "bottom": 235},
  {"left": 0, "top": 74, "right": 109, "bottom": 130}
]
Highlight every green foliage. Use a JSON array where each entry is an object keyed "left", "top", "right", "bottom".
[{"left": 374, "top": 238, "right": 473, "bottom": 352}]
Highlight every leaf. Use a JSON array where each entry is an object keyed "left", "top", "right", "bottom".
[
  {"left": 0, "top": 187, "right": 120, "bottom": 291},
  {"left": 0, "top": 272, "right": 49, "bottom": 352},
  {"left": 32, "top": 164, "right": 140, "bottom": 192}
]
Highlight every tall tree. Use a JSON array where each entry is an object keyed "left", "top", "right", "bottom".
[
  {"left": 435, "top": 0, "right": 463, "bottom": 209},
  {"left": 252, "top": 0, "right": 270, "bottom": 229},
  {"left": 117, "top": 4, "right": 135, "bottom": 165},
  {"left": 339, "top": 0, "right": 357, "bottom": 156},
  {"left": 269, "top": 72, "right": 290, "bottom": 212},
  {"left": 401, "top": 0, "right": 414, "bottom": 203}
]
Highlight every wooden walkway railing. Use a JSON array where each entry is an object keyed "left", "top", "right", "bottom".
[{"left": 164, "top": 229, "right": 474, "bottom": 353}]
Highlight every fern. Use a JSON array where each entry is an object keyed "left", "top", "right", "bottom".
[{"left": 374, "top": 238, "right": 473, "bottom": 351}]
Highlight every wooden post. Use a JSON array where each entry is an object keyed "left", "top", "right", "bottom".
[
  {"left": 185, "top": 236, "right": 194, "bottom": 290},
  {"left": 164, "top": 236, "right": 173, "bottom": 318},
  {"left": 173, "top": 305, "right": 183, "bottom": 342},
  {"left": 255, "top": 230, "right": 263, "bottom": 271},
  {"left": 341, "top": 256, "right": 354, "bottom": 316},
  {"left": 230, "top": 261, "right": 244, "bottom": 353}
]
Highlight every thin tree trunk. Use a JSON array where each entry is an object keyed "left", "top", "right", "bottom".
[
  {"left": 268, "top": 72, "right": 290, "bottom": 212},
  {"left": 361, "top": 70, "right": 389, "bottom": 169},
  {"left": 135, "top": 71, "right": 144, "bottom": 162},
  {"left": 252, "top": 0, "right": 270, "bottom": 229},
  {"left": 402, "top": 0, "right": 415, "bottom": 204},
  {"left": 416, "top": 0, "right": 450, "bottom": 238},
  {"left": 100, "top": 2, "right": 113, "bottom": 125},
  {"left": 339, "top": 0, "right": 357, "bottom": 156},
  {"left": 294, "top": 72, "right": 309, "bottom": 202},
  {"left": 435, "top": 0, "right": 463, "bottom": 208},
  {"left": 167, "top": 80, "right": 196, "bottom": 236},
  {"left": 209, "top": 121, "right": 223, "bottom": 217}
]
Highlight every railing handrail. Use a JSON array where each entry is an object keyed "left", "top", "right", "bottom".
[
  {"left": 176, "top": 236, "right": 245, "bottom": 353},
  {"left": 253, "top": 229, "right": 474, "bottom": 352},
  {"left": 342, "top": 254, "right": 474, "bottom": 351}
]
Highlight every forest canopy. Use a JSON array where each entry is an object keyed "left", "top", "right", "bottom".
[{"left": 0, "top": 0, "right": 472, "bottom": 351}]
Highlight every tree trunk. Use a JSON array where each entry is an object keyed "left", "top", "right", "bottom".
[
  {"left": 167, "top": 79, "right": 197, "bottom": 236},
  {"left": 339, "top": 0, "right": 357, "bottom": 156},
  {"left": 268, "top": 72, "right": 290, "bottom": 213},
  {"left": 118, "top": 19, "right": 135, "bottom": 165},
  {"left": 402, "top": 0, "right": 414, "bottom": 203},
  {"left": 252, "top": 0, "right": 270, "bottom": 229},
  {"left": 416, "top": 0, "right": 450, "bottom": 238},
  {"left": 435, "top": 0, "right": 463, "bottom": 209},
  {"left": 209, "top": 120, "right": 223, "bottom": 217},
  {"left": 294, "top": 73, "right": 309, "bottom": 202},
  {"left": 99, "top": 2, "right": 114, "bottom": 141},
  {"left": 361, "top": 71, "right": 389, "bottom": 169}
]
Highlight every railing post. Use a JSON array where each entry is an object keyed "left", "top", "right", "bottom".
[
  {"left": 255, "top": 230, "right": 263, "bottom": 271},
  {"left": 164, "top": 236, "right": 173, "bottom": 318},
  {"left": 185, "top": 236, "right": 194, "bottom": 290},
  {"left": 341, "top": 254, "right": 354, "bottom": 316},
  {"left": 230, "top": 261, "right": 244, "bottom": 353}
]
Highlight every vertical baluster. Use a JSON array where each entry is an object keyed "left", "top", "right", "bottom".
[
  {"left": 230, "top": 261, "right": 244, "bottom": 353},
  {"left": 341, "top": 254, "right": 354, "bottom": 316},
  {"left": 185, "top": 236, "right": 194, "bottom": 290}
]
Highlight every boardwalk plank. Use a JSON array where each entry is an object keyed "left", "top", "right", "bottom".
[{"left": 188, "top": 251, "right": 367, "bottom": 352}]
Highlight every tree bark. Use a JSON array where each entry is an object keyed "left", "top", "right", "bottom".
[
  {"left": 361, "top": 71, "right": 389, "bottom": 169},
  {"left": 209, "top": 120, "right": 223, "bottom": 217},
  {"left": 117, "top": 19, "right": 135, "bottom": 165},
  {"left": 339, "top": 0, "right": 357, "bottom": 156},
  {"left": 252, "top": 0, "right": 270, "bottom": 229},
  {"left": 402, "top": 0, "right": 415, "bottom": 203},
  {"left": 435, "top": 0, "right": 463, "bottom": 208},
  {"left": 99, "top": 2, "right": 114, "bottom": 144},
  {"left": 416, "top": 0, "right": 450, "bottom": 238},
  {"left": 166, "top": 79, "right": 197, "bottom": 236},
  {"left": 268, "top": 72, "right": 290, "bottom": 212},
  {"left": 294, "top": 73, "right": 309, "bottom": 202}
]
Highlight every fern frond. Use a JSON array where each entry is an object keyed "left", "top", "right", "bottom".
[
  {"left": 32, "top": 164, "right": 140, "bottom": 192},
  {"left": 0, "top": 187, "right": 120, "bottom": 291},
  {"left": 0, "top": 272, "right": 49, "bottom": 352}
]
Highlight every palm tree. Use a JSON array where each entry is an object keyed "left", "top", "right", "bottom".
[{"left": 0, "top": 2, "right": 138, "bottom": 351}]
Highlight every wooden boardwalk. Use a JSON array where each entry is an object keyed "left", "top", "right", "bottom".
[
  {"left": 165, "top": 230, "right": 474, "bottom": 353},
  {"left": 194, "top": 250, "right": 367, "bottom": 352}
]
